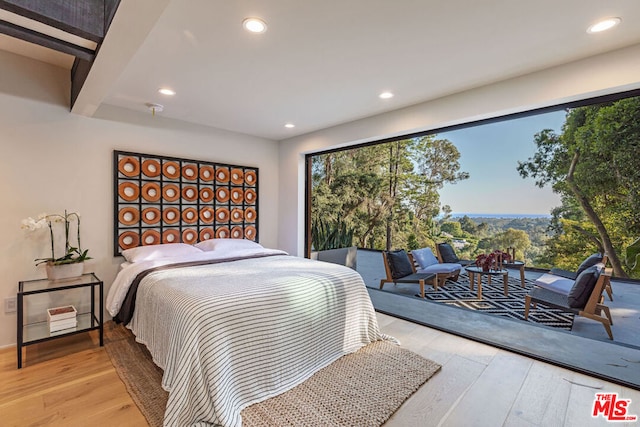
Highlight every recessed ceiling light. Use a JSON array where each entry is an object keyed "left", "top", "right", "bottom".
[
  {"left": 158, "top": 88, "right": 176, "bottom": 96},
  {"left": 243, "top": 17, "right": 267, "bottom": 34},
  {"left": 587, "top": 17, "right": 621, "bottom": 34},
  {"left": 284, "top": 123, "right": 295, "bottom": 128},
  {"left": 379, "top": 92, "right": 394, "bottom": 99}
]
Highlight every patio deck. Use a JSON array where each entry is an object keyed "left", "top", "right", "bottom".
[{"left": 356, "top": 249, "right": 640, "bottom": 389}]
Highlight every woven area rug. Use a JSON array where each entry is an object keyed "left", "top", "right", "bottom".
[
  {"left": 415, "top": 272, "right": 575, "bottom": 330},
  {"left": 104, "top": 321, "right": 441, "bottom": 427}
]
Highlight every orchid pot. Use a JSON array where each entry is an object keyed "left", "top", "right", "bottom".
[
  {"left": 21, "top": 210, "right": 91, "bottom": 279},
  {"left": 45, "top": 261, "right": 84, "bottom": 280}
]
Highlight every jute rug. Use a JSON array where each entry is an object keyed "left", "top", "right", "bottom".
[{"left": 104, "top": 321, "right": 441, "bottom": 427}]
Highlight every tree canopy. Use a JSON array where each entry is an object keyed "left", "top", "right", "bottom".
[
  {"left": 518, "top": 97, "right": 640, "bottom": 277},
  {"left": 311, "top": 135, "right": 468, "bottom": 251}
]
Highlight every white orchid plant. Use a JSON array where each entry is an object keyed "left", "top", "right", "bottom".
[{"left": 21, "top": 210, "right": 91, "bottom": 266}]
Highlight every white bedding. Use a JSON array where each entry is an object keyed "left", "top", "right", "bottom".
[
  {"left": 107, "top": 249, "right": 386, "bottom": 427},
  {"left": 107, "top": 247, "right": 288, "bottom": 316}
]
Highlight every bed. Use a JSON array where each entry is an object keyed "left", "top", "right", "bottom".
[{"left": 106, "top": 239, "right": 387, "bottom": 427}]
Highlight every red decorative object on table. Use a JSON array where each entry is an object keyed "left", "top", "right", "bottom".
[{"left": 475, "top": 250, "right": 511, "bottom": 271}]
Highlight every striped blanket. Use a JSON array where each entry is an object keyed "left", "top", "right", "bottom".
[{"left": 127, "top": 254, "right": 385, "bottom": 427}]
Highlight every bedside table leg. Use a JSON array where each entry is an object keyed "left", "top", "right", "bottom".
[
  {"left": 17, "top": 293, "right": 23, "bottom": 369},
  {"left": 91, "top": 285, "right": 95, "bottom": 328},
  {"left": 99, "top": 282, "right": 104, "bottom": 346}
]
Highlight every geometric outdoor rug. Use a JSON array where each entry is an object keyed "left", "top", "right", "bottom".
[{"left": 416, "top": 272, "right": 575, "bottom": 330}]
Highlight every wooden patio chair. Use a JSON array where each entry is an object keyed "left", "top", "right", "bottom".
[
  {"left": 537, "top": 253, "right": 613, "bottom": 301},
  {"left": 410, "top": 247, "right": 462, "bottom": 288},
  {"left": 435, "top": 243, "right": 474, "bottom": 267},
  {"left": 380, "top": 250, "right": 437, "bottom": 298},
  {"left": 525, "top": 266, "right": 613, "bottom": 339}
]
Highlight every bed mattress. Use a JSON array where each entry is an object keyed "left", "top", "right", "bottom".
[{"left": 107, "top": 250, "right": 385, "bottom": 426}]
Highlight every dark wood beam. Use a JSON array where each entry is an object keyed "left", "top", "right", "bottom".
[
  {"left": 0, "top": 0, "right": 105, "bottom": 42},
  {"left": 71, "top": 57, "right": 93, "bottom": 109},
  {"left": 0, "top": 0, "right": 122, "bottom": 111},
  {"left": 70, "top": 0, "right": 120, "bottom": 111},
  {"left": 104, "top": 0, "right": 119, "bottom": 33},
  {"left": 0, "top": 0, "right": 123, "bottom": 111},
  {"left": 0, "top": 19, "right": 95, "bottom": 61}
]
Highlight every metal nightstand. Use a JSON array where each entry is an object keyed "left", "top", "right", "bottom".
[{"left": 17, "top": 272, "right": 103, "bottom": 368}]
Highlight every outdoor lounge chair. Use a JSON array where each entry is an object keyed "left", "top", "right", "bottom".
[
  {"left": 380, "top": 250, "right": 437, "bottom": 298},
  {"left": 535, "top": 253, "right": 612, "bottom": 300},
  {"left": 410, "top": 247, "right": 462, "bottom": 288},
  {"left": 436, "top": 243, "right": 474, "bottom": 267},
  {"left": 525, "top": 265, "right": 613, "bottom": 339}
]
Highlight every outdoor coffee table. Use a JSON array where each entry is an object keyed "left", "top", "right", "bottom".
[
  {"left": 464, "top": 266, "right": 509, "bottom": 299},
  {"left": 502, "top": 260, "right": 525, "bottom": 287}
]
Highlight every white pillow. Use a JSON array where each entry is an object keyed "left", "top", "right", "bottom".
[
  {"left": 195, "top": 238, "right": 264, "bottom": 252},
  {"left": 121, "top": 243, "right": 202, "bottom": 263},
  {"left": 411, "top": 247, "right": 439, "bottom": 269}
]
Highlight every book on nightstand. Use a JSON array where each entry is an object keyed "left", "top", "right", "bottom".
[
  {"left": 47, "top": 305, "right": 77, "bottom": 332},
  {"left": 48, "top": 317, "right": 78, "bottom": 333},
  {"left": 47, "top": 305, "right": 77, "bottom": 322}
]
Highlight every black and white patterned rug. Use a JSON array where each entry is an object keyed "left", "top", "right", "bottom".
[{"left": 415, "top": 272, "right": 574, "bottom": 330}]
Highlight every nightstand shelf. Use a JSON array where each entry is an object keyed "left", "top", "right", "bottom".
[{"left": 17, "top": 273, "right": 103, "bottom": 369}]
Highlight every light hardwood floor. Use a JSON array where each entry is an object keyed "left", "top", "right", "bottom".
[
  {"left": 0, "top": 332, "right": 146, "bottom": 426},
  {"left": 1, "top": 313, "right": 638, "bottom": 426}
]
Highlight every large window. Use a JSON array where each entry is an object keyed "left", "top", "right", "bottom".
[{"left": 307, "top": 90, "right": 640, "bottom": 278}]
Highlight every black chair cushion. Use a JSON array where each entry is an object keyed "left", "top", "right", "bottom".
[
  {"left": 437, "top": 243, "right": 459, "bottom": 263},
  {"left": 386, "top": 250, "right": 414, "bottom": 280},
  {"left": 567, "top": 265, "right": 600, "bottom": 308},
  {"left": 575, "top": 253, "right": 603, "bottom": 276}
]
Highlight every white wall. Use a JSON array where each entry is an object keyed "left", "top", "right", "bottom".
[
  {"left": 0, "top": 51, "right": 279, "bottom": 347},
  {"left": 278, "top": 43, "right": 640, "bottom": 257}
]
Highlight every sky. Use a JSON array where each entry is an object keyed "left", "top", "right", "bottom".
[{"left": 437, "top": 110, "right": 567, "bottom": 216}]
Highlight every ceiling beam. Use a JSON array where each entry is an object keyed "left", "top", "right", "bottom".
[
  {"left": 71, "top": 0, "right": 171, "bottom": 116},
  {"left": 0, "top": 19, "right": 95, "bottom": 61},
  {"left": 71, "top": 57, "right": 92, "bottom": 108},
  {"left": 0, "top": 0, "right": 106, "bottom": 42},
  {"left": 0, "top": 0, "right": 124, "bottom": 111},
  {"left": 70, "top": 0, "right": 120, "bottom": 110}
]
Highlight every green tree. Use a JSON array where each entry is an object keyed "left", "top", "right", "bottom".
[
  {"left": 487, "top": 228, "right": 531, "bottom": 261},
  {"left": 311, "top": 134, "right": 469, "bottom": 252},
  {"left": 385, "top": 140, "right": 414, "bottom": 250},
  {"left": 440, "top": 221, "right": 463, "bottom": 237},
  {"left": 518, "top": 97, "right": 640, "bottom": 277},
  {"left": 459, "top": 215, "right": 477, "bottom": 235},
  {"left": 399, "top": 136, "right": 469, "bottom": 249},
  {"left": 312, "top": 145, "right": 390, "bottom": 250}
]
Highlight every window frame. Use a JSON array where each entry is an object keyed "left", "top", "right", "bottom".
[{"left": 304, "top": 87, "right": 640, "bottom": 257}]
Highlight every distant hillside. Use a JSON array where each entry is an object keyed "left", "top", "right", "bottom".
[
  {"left": 443, "top": 215, "right": 553, "bottom": 266},
  {"left": 451, "top": 213, "right": 551, "bottom": 219},
  {"left": 469, "top": 216, "right": 550, "bottom": 230}
]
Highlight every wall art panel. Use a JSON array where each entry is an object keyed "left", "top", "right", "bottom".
[{"left": 114, "top": 150, "right": 258, "bottom": 255}]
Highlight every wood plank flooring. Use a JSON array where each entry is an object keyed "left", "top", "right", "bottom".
[
  {"left": 0, "top": 332, "right": 146, "bottom": 427},
  {"left": 1, "top": 313, "right": 638, "bottom": 426}
]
